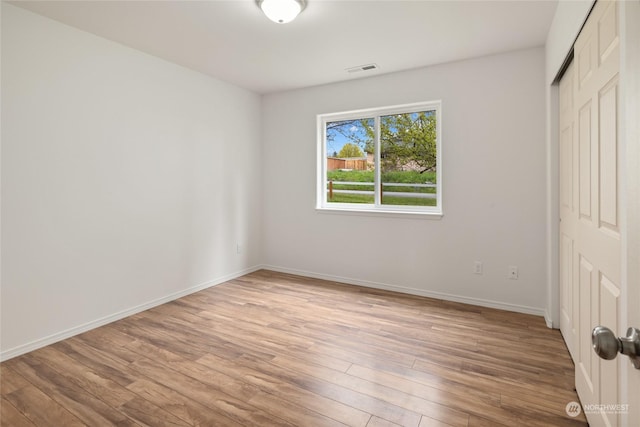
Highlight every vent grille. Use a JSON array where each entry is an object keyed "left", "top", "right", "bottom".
[{"left": 346, "top": 63, "right": 379, "bottom": 74}]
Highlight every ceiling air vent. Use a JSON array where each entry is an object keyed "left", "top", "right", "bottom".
[{"left": 346, "top": 63, "right": 379, "bottom": 74}]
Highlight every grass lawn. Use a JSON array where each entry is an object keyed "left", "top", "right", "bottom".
[{"left": 327, "top": 169, "right": 436, "bottom": 184}]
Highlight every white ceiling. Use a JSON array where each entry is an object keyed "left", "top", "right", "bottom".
[{"left": 11, "top": 0, "right": 559, "bottom": 94}]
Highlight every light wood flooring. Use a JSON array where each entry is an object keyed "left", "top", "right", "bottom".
[{"left": 1, "top": 270, "right": 588, "bottom": 426}]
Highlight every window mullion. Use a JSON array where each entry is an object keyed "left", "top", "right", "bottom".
[
  {"left": 374, "top": 115, "right": 381, "bottom": 206},
  {"left": 320, "top": 118, "right": 327, "bottom": 207}
]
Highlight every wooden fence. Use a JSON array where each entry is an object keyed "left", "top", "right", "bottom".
[
  {"left": 326, "top": 157, "right": 368, "bottom": 171},
  {"left": 327, "top": 181, "right": 436, "bottom": 201}
]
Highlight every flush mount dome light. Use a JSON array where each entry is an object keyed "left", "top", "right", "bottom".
[{"left": 258, "top": 0, "right": 306, "bottom": 24}]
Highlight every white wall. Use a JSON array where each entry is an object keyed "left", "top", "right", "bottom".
[
  {"left": 543, "top": 0, "right": 594, "bottom": 327},
  {"left": 1, "top": 4, "right": 262, "bottom": 359},
  {"left": 262, "top": 47, "right": 547, "bottom": 315}
]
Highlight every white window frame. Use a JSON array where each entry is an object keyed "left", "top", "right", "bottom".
[{"left": 316, "top": 101, "right": 442, "bottom": 218}]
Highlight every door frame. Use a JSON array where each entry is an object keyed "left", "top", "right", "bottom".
[{"left": 620, "top": 0, "right": 640, "bottom": 424}]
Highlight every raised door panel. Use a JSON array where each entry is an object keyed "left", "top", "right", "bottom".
[
  {"left": 578, "top": 33, "right": 594, "bottom": 90},
  {"left": 560, "top": 233, "right": 575, "bottom": 357},
  {"left": 578, "top": 101, "right": 592, "bottom": 221},
  {"left": 597, "top": 1, "right": 619, "bottom": 66},
  {"left": 598, "top": 77, "right": 619, "bottom": 235},
  {"left": 577, "top": 254, "right": 597, "bottom": 395},
  {"left": 561, "top": 125, "right": 574, "bottom": 211}
]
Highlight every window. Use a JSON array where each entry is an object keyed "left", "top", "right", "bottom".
[{"left": 317, "top": 101, "right": 442, "bottom": 216}]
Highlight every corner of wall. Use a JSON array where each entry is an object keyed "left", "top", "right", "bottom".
[{"left": 544, "top": 310, "right": 555, "bottom": 329}]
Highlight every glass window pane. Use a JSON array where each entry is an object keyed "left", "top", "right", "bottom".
[
  {"left": 325, "top": 118, "right": 374, "bottom": 204},
  {"left": 380, "top": 110, "right": 437, "bottom": 207}
]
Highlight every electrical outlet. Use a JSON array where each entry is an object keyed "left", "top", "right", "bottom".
[
  {"left": 508, "top": 266, "right": 518, "bottom": 280},
  {"left": 474, "top": 261, "right": 483, "bottom": 275},
  {"left": 236, "top": 243, "right": 243, "bottom": 254}
]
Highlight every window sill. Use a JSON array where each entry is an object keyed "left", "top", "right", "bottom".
[{"left": 315, "top": 206, "right": 443, "bottom": 220}]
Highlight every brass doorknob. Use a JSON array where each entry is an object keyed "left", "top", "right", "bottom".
[{"left": 592, "top": 326, "right": 640, "bottom": 369}]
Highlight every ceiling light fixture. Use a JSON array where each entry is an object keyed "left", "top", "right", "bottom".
[{"left": 258, "top": 0, "right": 306, "bottom": 24}]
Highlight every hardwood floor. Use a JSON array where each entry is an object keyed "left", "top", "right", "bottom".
[{"left": 1, "top": 270, "right": 588, "bottom": 426}]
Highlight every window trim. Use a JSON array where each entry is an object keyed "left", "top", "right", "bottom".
[{"left": 316, "top": 101, "right": 443, "bottom": 217}]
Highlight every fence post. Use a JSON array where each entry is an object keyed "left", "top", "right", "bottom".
[{"left": 329, "top": 180, "right": 333, "bottom": 200}]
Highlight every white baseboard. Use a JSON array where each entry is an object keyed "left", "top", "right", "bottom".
[
  {"left": 0, "top": 265, "right": 262, "bottom": 362},
  {"left": 261, "top": 264, "right": 547, "bottom": 318}
]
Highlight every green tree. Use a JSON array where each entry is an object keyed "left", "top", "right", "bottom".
[
  {"left": 361, "top": 112, "right": 436, "bottom": 174},
  {"left": 337, "top": 143, "right": 364, "bottom": 158},
  {"left": 383, "top": 112, "right": 436, "bottom": 173}
]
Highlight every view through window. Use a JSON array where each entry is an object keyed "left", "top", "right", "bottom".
[{"left": 318, "top": 101, "right": 442, "bottom": 215}]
